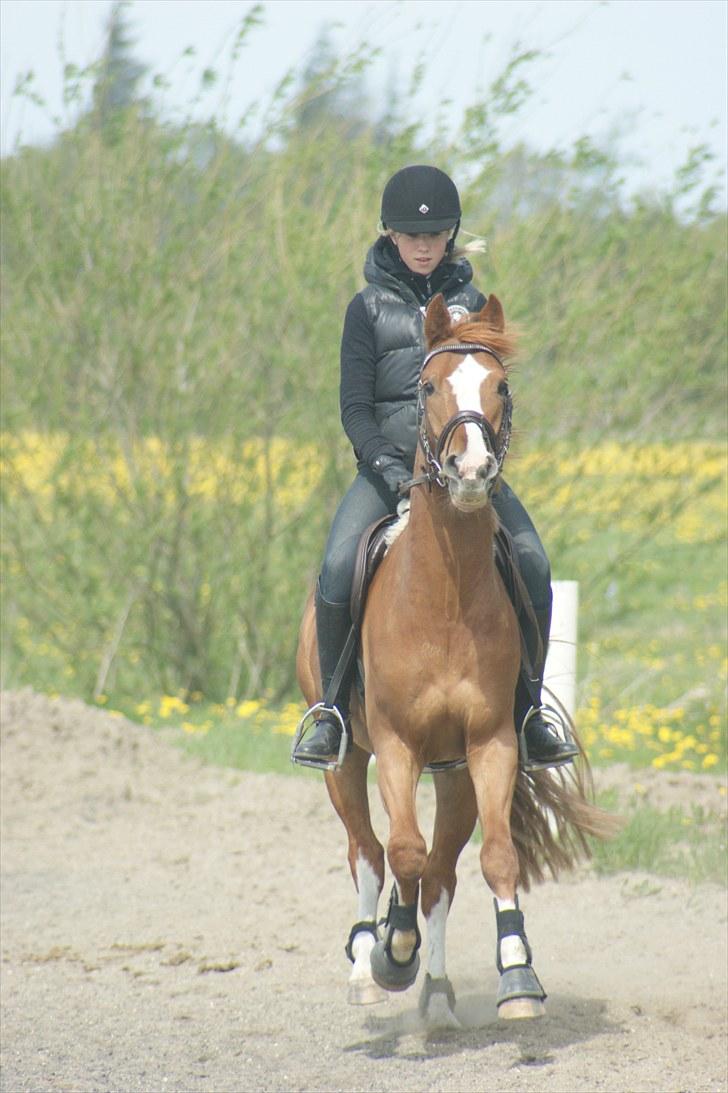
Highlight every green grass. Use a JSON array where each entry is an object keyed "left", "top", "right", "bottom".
[
  {"left": 176, "top": 715, "right": 296, "bottom": 774},
  {"left": 589, "top": 793, "right": 727, "bottom": 886}
]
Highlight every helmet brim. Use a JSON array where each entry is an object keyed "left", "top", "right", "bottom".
[{"left": 384, "top": 217, "right": 458, "bottom": 233}]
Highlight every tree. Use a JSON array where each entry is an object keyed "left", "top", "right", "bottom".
[{"left": 92, "top": 0, "right": 147, "bottom": 133}]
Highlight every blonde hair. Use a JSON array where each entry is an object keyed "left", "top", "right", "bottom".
[
  {"left": 380, "top": 225, "right": 487, "bottom": 261},
  {"left": 452, "top": 231, "right": 487, "bottom": 260}
]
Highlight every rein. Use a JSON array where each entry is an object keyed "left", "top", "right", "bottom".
[{"left": 402, "top": 342, "right": 513, "bottom": 493}]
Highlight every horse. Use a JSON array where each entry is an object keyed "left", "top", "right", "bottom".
[{"left": 296, "top": 292, "right": 616, "bottom": 1024}]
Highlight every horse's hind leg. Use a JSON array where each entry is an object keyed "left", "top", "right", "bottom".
[
  {"left": 419, "top": 767, "right": 478, "bottom": 1027},
  {"left": 467, "top": 724, "right": 546, "bottom": 1019},
  {"left": 325, "top": 744, "right": 387, "bottom": 1005}
]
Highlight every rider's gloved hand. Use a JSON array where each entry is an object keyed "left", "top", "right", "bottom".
[{"left": 372, "top": 454, "right": 411, "bottom": 496}]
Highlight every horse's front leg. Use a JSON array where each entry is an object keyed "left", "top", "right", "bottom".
[
  {"left": 370, "top": 737, "right": 426, "bottom": 993},
  {"left": 467, "top": 723, "right": 546, "bottom": 1020},
  {"left": 419, "top": 767, "right": 478, "bottom": 1027},
  {"left": 325, "top": 743, "right": 387, "bottom": 1005}
]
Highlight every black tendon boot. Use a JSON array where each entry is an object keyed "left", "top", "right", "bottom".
[
  {"left": 517, "top": 606, "right": 579, "bottom": 771},
  {"left": 292, "top": 583, "right": 354, "bottom": 769}
]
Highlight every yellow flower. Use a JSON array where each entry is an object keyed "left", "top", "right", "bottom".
[
  {"left": 159, "top": 695, "right": 190, "bottom": 717},
  {"left": 236, "top": 700, "right": 262, "bottom": 719}
]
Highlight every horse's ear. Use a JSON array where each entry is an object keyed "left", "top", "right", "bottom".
[
  {"left": 477, "top": 294, "right": 505, "bottom": 332},
  {"left": 424, "top": 293, "right": 453, "bottom": 348}
]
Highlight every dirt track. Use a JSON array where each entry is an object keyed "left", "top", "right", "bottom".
[{"left": 1, "top": 689, "right": 726, "bottom": 1093}]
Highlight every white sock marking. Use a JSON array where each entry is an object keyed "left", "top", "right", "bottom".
[
  {"left": 495, "top": 896, "right": 528, "bottom": 968},
  {"left": 349, "top": 855, "right": 382, "bottom": 992},
  {"left": 356, "top": 854, "right": 381, "bottom": 921},
  {"left": 500, "top": 935, "right": 528, "bottom": 967},
  {"left": 425, "top": 890, "right": 450, "bottom": 979}
]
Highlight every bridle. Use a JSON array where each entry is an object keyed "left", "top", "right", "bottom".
[{"left": 406, "top": 342, "right": 513, "bottom": 492}]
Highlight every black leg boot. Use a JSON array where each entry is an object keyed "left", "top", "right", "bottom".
[
  {"left": 517, "top": 606, "right": 579, "bottom": 771},
  {"left": 292, "top": 582, "right": 354, "bottom": 769}
]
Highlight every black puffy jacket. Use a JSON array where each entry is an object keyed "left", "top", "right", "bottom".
[{"left": 339, "top": 236, "right": 486, "bottom": 470}]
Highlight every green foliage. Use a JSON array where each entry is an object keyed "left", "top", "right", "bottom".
[
  {"left": 1, "top": 24, "right": 726, "bottom": 709},
  {"left": 589, "top": 792, "right": 726, "bottom": 886}
]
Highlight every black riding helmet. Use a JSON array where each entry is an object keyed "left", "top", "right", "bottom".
[{"left": 381, "top": 165, "right": 461, "bottom": 237}]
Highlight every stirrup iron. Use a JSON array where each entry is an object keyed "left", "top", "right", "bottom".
[
  {"left": 291, "top": 702, "right": 349, "bottom": 772},
  {"left": 519, "top": 702, "right": 575, "bottom": 771}
]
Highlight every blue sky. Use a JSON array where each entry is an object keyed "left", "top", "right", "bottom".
[{"left": 1, "top": 0, "right": 726, "bottom": 202}]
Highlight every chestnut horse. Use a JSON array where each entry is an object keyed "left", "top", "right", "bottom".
[{"left": 296, "top": 294, "right": 614, "bottom": 1024}]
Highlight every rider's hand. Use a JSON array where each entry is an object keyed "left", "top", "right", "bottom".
[{"left": 372, "top": 454, "right": 411, "bottom": 496}]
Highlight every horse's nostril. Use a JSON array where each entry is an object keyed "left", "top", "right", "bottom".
[
  {"left": 445, "top": 453, "right": 460, "bottom": 474},
  {"left": 478, "top": 455, "right": 498, "bottom": 480}
]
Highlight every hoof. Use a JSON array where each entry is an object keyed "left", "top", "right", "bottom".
[
  {"left": 497, "top": 964, "right": 546, "bottom": 1020},
  {"left": 419, "top": 976, "right": 460, "bottom": 1028},
  {"left": 422, "top": 993, "right": 461, "bottom": 1028},
  {"left": 498, "top": 996, "right": 546, "bottom": 1020},
  {"left": 347, "top": 978, "right": 389, "bottom": 1006},
  {"left": 370, "top": 940, "right": 420, "bottom": 993}
]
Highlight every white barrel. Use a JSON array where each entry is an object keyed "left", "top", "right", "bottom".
[{"left": 543, "top": 580, "right": 578, "bottom": 720}]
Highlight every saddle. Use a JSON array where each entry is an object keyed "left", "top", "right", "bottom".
[{"left": 350, "top": 513, "right": 399, "bottom": 628}]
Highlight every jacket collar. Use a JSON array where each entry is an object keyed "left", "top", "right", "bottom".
[{"left": 363, "top": 236, "right": 473, "bottom": 306}]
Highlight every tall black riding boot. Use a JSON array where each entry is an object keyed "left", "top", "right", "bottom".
[
  {"left": 292, "top": 582, "right": 354, "bottom": 769},
  {"left": 516, "top": 606, "right": 579, "bottom": 771}
]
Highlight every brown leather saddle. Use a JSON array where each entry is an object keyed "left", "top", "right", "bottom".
[{"left": 350, "top": 513, "right": 399, "bottom": 629}]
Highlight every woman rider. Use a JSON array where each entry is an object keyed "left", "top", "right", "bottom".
[{"left": 293, "top": 165, "right": 577, "bottom": 772}]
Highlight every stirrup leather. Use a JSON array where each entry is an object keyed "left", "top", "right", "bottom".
[
  {"left": 519, "top": 703, "right": 576, "bottom": 771},
  {"left": 291, "top": 702, "right": 349, "bottom": 772}
]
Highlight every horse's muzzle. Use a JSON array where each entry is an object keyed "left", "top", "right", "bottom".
[{"left": 443, "top": 453, "right": 498, "bottom": 510}]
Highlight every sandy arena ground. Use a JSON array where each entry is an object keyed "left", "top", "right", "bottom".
[{"left": 1, "top": 689, "right": 726, "bottom": 1093}]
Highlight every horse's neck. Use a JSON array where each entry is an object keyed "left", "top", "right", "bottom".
[{"left": 403, "top": 487, "right": 499, "bottom": 599}]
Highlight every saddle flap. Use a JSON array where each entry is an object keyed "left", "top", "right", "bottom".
[{"left": 350, "top": 514, "right": 399, "bottom": 629}]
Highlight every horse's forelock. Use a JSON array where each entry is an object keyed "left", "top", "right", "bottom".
[{"left": 445, "top": 319, "right": 517, "bottom": 363}]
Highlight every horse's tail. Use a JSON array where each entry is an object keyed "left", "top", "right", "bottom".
[{"left": 510, "top": 727, "right": 622, "bottom": 891}]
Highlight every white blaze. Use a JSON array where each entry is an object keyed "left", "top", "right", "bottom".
[{"left": 447, "top": 355, "right": 492, "bottom": 477}]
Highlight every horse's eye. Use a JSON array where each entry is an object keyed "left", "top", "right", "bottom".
[
  {"left": 421, "top": 381, "right": 435, "bottom": 397},
  {"left": 497, "top": 380, "right": 510, "bottom": 398}
]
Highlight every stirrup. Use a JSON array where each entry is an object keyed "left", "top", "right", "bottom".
[
  {"left": 519, "top": 703, "right": 577, "bottom": 772},
  {"left": 291, "top": 702, "right": 349, "bottom": 772}
]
